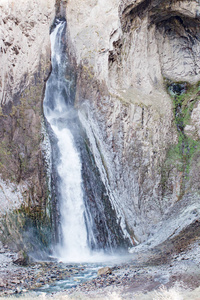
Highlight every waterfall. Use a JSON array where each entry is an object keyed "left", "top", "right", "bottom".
[
  {"left": 43, "top": 19, "right": 91, "bottom": 262},
  {"left": 43, "top": 19, "right": 132, "bottom": 262}
]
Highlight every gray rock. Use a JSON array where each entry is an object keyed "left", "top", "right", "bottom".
[{"left": 13, "top": 250, "right": 29, "bottom": 266}]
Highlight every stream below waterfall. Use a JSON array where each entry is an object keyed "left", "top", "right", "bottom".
[
  {"left": 34, "top": 262, "right": 105, "bottom": 293},
  {"left": 32, "top": 252, "right": 132, "bottom": 294}
]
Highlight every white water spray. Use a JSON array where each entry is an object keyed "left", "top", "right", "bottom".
[{"left": 43, "top": 20, "right": 90, "bottom": 262}]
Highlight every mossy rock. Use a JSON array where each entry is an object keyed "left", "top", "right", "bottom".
[{"left": 160, "top": 80, "right": 200, "bottom": 198}]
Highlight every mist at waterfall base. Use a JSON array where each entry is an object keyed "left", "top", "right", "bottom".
[{"left": 43, "top": 19, "right": 130, "bottom": 264}]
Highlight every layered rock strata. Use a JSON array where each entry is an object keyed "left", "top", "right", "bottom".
[{"left": 66, "top": 0, "right": 200, "bottom": 243}]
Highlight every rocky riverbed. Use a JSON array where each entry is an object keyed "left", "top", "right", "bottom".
[
  {"left": 1, "top": 235, "right": 200, "bottom": 299},
  {"left": 0, "top": 242, "right": 88, "bottom": 296},
  {"left": 64, "top": 245, "right": 200, "bottom": 299}
]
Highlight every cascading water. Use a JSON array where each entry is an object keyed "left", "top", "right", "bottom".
[
  {"left": 43, "top": 18, "right": 132, "bottom": 263},
  {"left": 43, "top": 19, "right": 92, "bottom": 262}
]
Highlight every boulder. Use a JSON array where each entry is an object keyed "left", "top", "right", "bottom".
[
  {"left": 97, "top": 267, "right": 112, "bottom": 276},
  {"left": 13, "top": 250, "right": 29, "bottom": 266}
]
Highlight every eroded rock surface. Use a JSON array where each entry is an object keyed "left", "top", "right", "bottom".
[
  {"left": 66, "top": 0, "right": 200, "bottom": 243},
  {"left": 0, "top": 0, "right": 200, "bottom": 256},
  {"left": 0, "top": 0, "right": 55, "bottom": 251}
]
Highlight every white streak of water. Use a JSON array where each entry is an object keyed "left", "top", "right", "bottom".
[
  {"left": 52, "top": 125, "right": 89, "bottom": 261},
  {"left": 43, "top": 20, "right": 90, "bottom": 262}
]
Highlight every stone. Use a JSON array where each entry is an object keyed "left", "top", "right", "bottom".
[
  {"left": 13, "top": 250, "right": 28, "bottom": 266},
  {"left": 97, "top": 267, "right": 112, "bottom": 276},
  {"left": 0, "top": 280, "right": 5, "bottom": 288}
]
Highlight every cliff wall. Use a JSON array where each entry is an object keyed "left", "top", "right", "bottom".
[
  {"left": 0, "top": 0, "right": 55, "bottom": 252},
  {"left": 1, "top": 0, "right": 200, "bottom": 252},
  {"left": 66, "top": 0, "right": 200, "bottom": 244}
]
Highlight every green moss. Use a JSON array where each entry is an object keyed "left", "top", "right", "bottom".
[{"left": 161, "top": 80, "right": 200, "bottom": 196}]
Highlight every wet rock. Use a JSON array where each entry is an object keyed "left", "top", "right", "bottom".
[{"left": 97, "top": 267, "right": 112, "bottom": 276}]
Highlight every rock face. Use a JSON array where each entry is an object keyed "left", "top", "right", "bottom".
[
  {"left": 66, "top": 0, "right": 200, "bottom": 244},
  {"left": 0, "top": 0, "right": 55, "bottom": 251},
  {"left": 0, "top": 0, "right": 55, "bottom": 105},
  {"left": 1, "top": 0, "right": 200, "bottom": 254}
]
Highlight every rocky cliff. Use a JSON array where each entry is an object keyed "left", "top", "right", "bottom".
[
  {"left": 66, "top": 0, "right": 200, "bottom": 245},
  {"left": 0, "top": 0, "right": 55, "bottom": 252},
  {"left": 0, "top": 0, "right": 200, "bottom": 254}
]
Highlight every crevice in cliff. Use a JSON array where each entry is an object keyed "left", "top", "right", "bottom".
[
  {"left": 55, "top": 0, "right": 67, "bottom": 18},
  {"left": 120, "top": 0, "right": 151, "bottom": 26}
]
